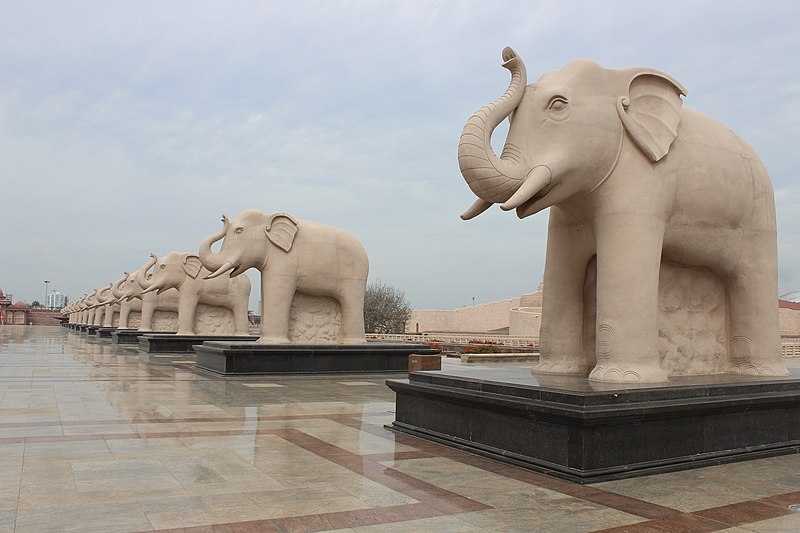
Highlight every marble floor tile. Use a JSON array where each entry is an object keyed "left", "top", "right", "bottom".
[{"left": 5, "top": 327, "right": 800, "bottom": 532}]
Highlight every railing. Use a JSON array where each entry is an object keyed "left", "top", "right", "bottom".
[
  {"left": 370, "top": 333, "right": 800, "bottom": 357},
  {"left": 784, "top": 336, "right": 800, "bottom": 357},
  {"left": 368, "top": 333, "right": 538, "bottom": 347}
]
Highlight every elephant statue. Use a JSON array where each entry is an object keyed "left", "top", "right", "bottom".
[
  {"left": 84, "top": 289, "right": 100, "bottom": 326},
  {"left": 117, "top": 255, "right": 180, "bottom": 332},
  {"left": 111, "top": 273, "right": 140, "bottom": 329},
  {"left": 199, "top": 208, "right": 369, "bottom": 344},
  {"left": 140, "top": 251, "right": 251, "bottom": 336},
  {"left": 458, "top": 47, "right": 787, "bottom": 383},
  {"left": 96, "top": 281, "right": 122, "bottom": 328}
]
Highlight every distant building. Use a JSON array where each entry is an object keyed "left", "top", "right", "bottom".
[
  {"left": 781, "top": 291, "right": 800, "bottom": 304},
  {"left": 1, "top": 289, "right": 63, "bottom": 325},
  {"left": 3, "top": 301, "right": 31, "bottom": 325},
  {"left": 46, "top": 291, "right": 68, "bottom": 310}
]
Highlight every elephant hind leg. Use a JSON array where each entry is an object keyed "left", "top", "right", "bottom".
[
  {"left": 338, "top": 281, "right": 367, "bottom": 344},
  {"left": 725, "top": 263, "right": 786, "bottom": 376}
]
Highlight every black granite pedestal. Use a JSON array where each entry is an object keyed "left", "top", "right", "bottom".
[
  {"left": 111, "top": 330, "right": 175, "bottom": 344},
  {"left": 86, "top": 325, "right": 100, "bottom": 336},
  {"left": 387, "top": 366, "right": 800, "bottom": 484},
  {"left": 98, "top": 327, "right": 116, "bottom": 338},
  {"left": 139, "top": 334, "right": 258, "bottom": 353},
  {"left": 194, "top": 342, "right": 440, "bottom": 375}
]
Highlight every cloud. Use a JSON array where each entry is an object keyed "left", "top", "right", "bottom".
[{"left": 1, "top": 0, "right": 798, "bottom": 308}]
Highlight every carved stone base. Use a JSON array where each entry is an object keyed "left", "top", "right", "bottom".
[
  {"left": 112, "top": 330, "right": 175, "bottom": 345},
  {"left": 388, "top": 365, "right": 800, "bottom": 484},
  {"left": 139, "top": 334, "right": 258, "bottom": 353},
  {"left": 194, "top": 342, "right": 440, "bottom": 375}
]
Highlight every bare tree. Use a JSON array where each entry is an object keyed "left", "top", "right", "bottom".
[{"left": 363, "top": 280, "right": 412, "bottom": 334}]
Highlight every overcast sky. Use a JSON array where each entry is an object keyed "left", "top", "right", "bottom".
[{"left": 1, "top": 0, "right": 798, "bottom": 311}]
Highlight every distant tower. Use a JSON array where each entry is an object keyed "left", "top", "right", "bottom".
[{"left": 46, "top": 291, "right": 68, "bottom": 310}]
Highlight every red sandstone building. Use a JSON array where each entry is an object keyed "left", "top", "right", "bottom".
[{"left": 0, "top": 290, "right": 63, "bottom": 325}]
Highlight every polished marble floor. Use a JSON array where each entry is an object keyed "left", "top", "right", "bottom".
[{"left": 2, "top": 325, "right": 800, "bottom": 532}]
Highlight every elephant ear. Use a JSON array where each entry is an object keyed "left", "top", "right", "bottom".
[
  {"left": 617, "top": 69, "right": 687, "bottom": 162},
  {"left": 183, "top": 255, "right": 203, "bottom": 279},
  {"left": 264, "top": 212, "right": 299, "bottom": 253}
]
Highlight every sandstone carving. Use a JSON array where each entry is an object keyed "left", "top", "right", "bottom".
[
  {"left": 199, "top": 209, "right": 368, "bottom": 344},
  {"left": 116, "top": 256, "right": 180, "bottom": 332},
  {"left": 139, "top": 251, "right": 251, "bottom": 336},
  {"left": 458, "top": 47, "right": 786, "bottom": 383}
]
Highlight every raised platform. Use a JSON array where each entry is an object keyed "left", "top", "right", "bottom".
[
  {"left": 86, "top": 325, "right": 101, "bottom": 336},
  {"left": 194, "top": 342, "right": 441, "bottom": 375},
  {"left": 97, "top": 327, "right": 116, "bottom": 338},
  {"left": 139, "top": 334, "right": 258, "bottom": 353},
  {"left": 111, "top": 329, "right": 175, "bottom": 344},
  {"left": 387, "top": 366, "right": 800, "bottom": 484}
]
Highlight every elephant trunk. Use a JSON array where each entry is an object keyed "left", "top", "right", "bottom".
[
  {"left": 199, "top": 215, "right": 230, "bottom": 273},
  {"left": 111, "top": 274, "right": 128, "bottom": 300},
  {"left": 458, "top": 47, "right": 531, "bottom": 215},
  {"left": 135, "top": 254, "right": 157, "bottom": 290},
  {"left": 97, "top": 285, "right": 112, "bottom": 304}
]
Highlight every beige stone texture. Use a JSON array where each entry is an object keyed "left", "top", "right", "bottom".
[
  {"left": 139, "top": 252, "right": 251, "bottom": 336},
  {"left": 115, "top": 256, "right": 180, "bottom": 332},
  {"left": 199, "top": 209, "right": 368, "bottom": 344},
  {"left": 458, "top": 48, "right": 786, "bottom": 382}
]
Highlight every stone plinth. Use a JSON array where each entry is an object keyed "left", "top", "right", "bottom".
[
  {"left": 194, "top": 342, "right": 440, "bottom": 375},
  {"left": 98, "top": 327, "right": 117, "bottom": 338},
  {"left": 87, "top": 325, "right": 100, "bottom": 336},
  {"left": 138, "top": 334, "right": 257, "bottom": 353},
  {"left": 112, "top": 330, "right": 175, "bottom": 345},
  {"left": 388, "top": 366, "right": 800, "bottom": 484}
]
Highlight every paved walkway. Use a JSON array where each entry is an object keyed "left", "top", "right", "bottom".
[{"left": 1, "top": 325, "right": 800, "bottom": 532}]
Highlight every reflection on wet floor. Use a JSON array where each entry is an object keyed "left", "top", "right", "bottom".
[{"left": 1, "top": 325, "right": 800, "bottom": 532}]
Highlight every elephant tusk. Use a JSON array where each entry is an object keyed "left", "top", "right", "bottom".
[
  {"left": 141, "top": 285, "right": 158, "bottom": 294},
  {"left": 500, "top": 165, "right": 552, "bottom": 211},
  {"left": 460, "top": 198, "right": 495, "bottom": 220},
  {"left": 204, "top": 261, "right": 235, "bottom": 280}
]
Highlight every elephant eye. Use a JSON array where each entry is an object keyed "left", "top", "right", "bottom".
[
  {"left": 234, "top": 227, "right": 244, "bottom": 234},
  {"left": 548, "top": 97, "right": 568, "bottom": 111},
  {"left": 160, "top": 265, "right": 165, "bottom": 269}
]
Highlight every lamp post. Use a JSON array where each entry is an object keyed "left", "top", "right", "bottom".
[{"left": 44, "top": 280, "right": 50, "bottom": 310}]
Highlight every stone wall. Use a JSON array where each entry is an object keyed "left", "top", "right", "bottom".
[
  {"left": 780, "top": 308, "right": 800, "bottom": 336},
  {"left": 408, "top": 296, "right": 525, "bottom": 334}
]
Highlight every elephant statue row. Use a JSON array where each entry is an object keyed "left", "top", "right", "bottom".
[
  {"left": 458, "top": 47, "right": 787, "bottom": 383},
  {"left": 199, "top": 208, "right": 369, "bottom": 344}
]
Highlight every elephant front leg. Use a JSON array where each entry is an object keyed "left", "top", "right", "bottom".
[
  {"left": 118, "top": 303, "right": 131, "bottom": 329},
  {"left": 258, "top": 274, "right": 296, "bottom": 344},
  {"left": 534, "top": 209, "right": 595, "bottom": 376},
  {"left": 139, "top": 298, "right": 155, "bottom": 331},
  {"left": 176, "top": 294, "right": 198, "bottom": 336},
  {"left": 589, "top": 214, "right": 668, "bottom": 383}
]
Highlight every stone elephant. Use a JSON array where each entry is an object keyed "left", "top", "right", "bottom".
[
  {"left": 199, "top": 208, "right": 369, "bottom": 344},
  {"left": 116, "top": 255, "right": 179, "bottom": 332},
  {"left": 96, "top": 280, "right": 123, "bottom": 328},
  {"left": 140, "top": 251, "right": 251, "bottom": 336},
  {"left": 458, "top": 47, "right": 786, "bottom": 383}
]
